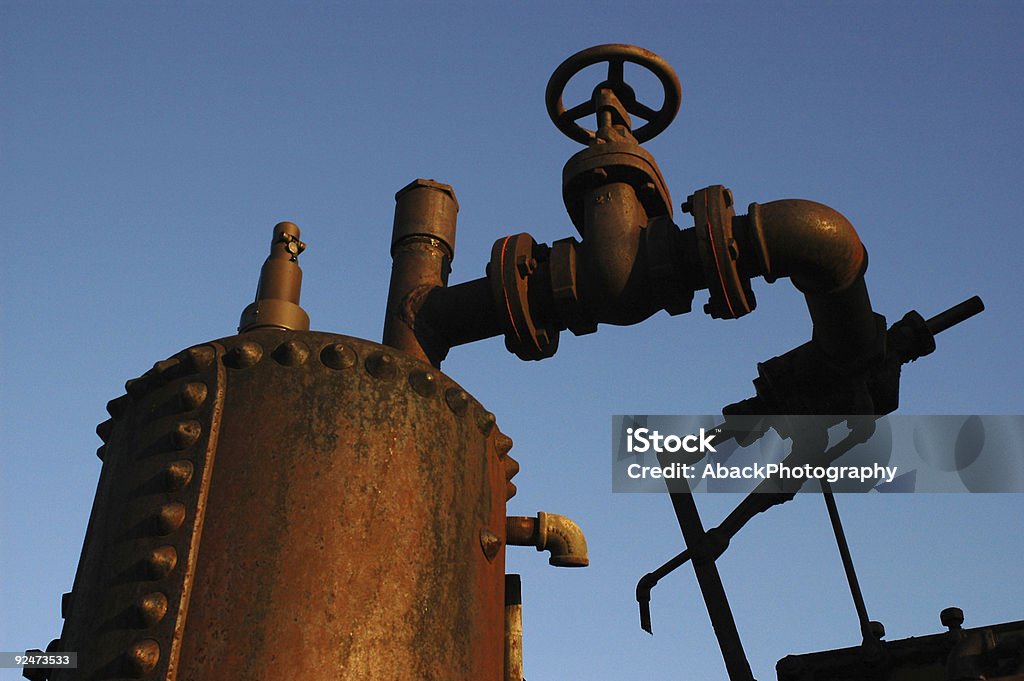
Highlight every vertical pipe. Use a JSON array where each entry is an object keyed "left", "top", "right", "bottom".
[
  {"left": 505, "top": 574, "right": 524, "bottom": 681},
  {"left": 382, "top": 179, "right": 459, "bottom": 366}
]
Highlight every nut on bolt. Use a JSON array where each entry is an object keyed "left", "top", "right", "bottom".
[{"left": 941, "top": 606, "right": 965, "bottom": 630}]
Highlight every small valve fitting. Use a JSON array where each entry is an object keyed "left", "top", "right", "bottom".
[
  {"left": 506, "top": 511, "right": 589, "bottom": 567},
  {"left": 239, "top": 222, "right": 310, "bottom": 332}
]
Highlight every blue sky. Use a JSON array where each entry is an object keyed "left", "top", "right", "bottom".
[{"left": 2, "top": 2, "right": 1022, "bottom": 680}]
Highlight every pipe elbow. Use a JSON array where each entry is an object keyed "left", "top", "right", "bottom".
[
  {"left": 755, "top": 199, "right": 866, "bottom": 294},
  {"left": 506, "top": 512, "right": 589, "bottom": 568}
]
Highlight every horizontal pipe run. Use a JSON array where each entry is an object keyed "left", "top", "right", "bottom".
[{"left": 419, "top": 277, "right": 502, "bottom": 350}]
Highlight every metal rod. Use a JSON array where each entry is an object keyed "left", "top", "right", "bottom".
[
  {"left": 666, "top": 484, "right": 756, "bottom": 681},
  {"left": 820, "top": 480, "right": 879, "bottom": 652},
  {"left": 926, "top": 295, "right": 984, "bottom": 335}
]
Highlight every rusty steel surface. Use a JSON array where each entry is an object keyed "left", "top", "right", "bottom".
[
  {"left": 56, "top": 330, "right": 512, "bottom": 680},
  {"left": 776, "top": 613, "right": 1024, "bottom": 681},
  {"left": 52, "top": 345, "right": 225, "bottom": 680}
]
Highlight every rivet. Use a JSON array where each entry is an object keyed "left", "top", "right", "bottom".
[
  {"left": 155, "top": 502, "right": 186, "bottom": 535},
  {"left": 185, "top": 345, "right": 216, "bottom": 371},
  {"left": 476, "top": 410, "right": 496, "bottom": 435},
  {"left": 146, "top": 546, "right": 177, "bottom": 579},
  {"left": 153, "top": 358, "right": 180, "bottom": 376},
  {"left": 96, "top": 445, "right": 107, "bottom": 461},
  {"left": 504, "top": 454, "right": 520, "bottom": 502},
  {"left": 165, "top": 460, "right": 194, "bottom": 491},
  {"left": 106, "top": 395, "right": 130, "bottom": 419},
  {"left": 320, "top": 342, "right": 356, "bottom": 370},
  {"left": 365, "top": 352, "right": 397, "bottom": 379},
  {"left": 941, "top": 607, "right": 965, "bottom": 630},
  {"left": 178, "top": 382, "right": 207, "bottom": 411},
  {"left": 124, "top": 638, "right": 160, "bottom": 676},
  {"left": 125, "top": 377, "right": 150, "bottom": 399},
  {"left": 409, "top": 370, "right": 437, "bottom": 397},
  {"left": 479, "top": 529, "right": 502, "bottom": 562},
  {"left": 272, "top": 339, "right": 310, "bottom": 366},
  {"left": 495, "top": 433, "right": 514, "bottom": 457},
  {"left": 503, "top": 454, "right": 521, "bottom": 480},
  {"left": 61, "top": 591, "right": 73, "bottom": 619},
  {"left": 96, "top": 418, "right": 114, "bottom": 443},
  {"left": 136, "top": 592, "right": 168, "bottom": 628},
  {"left": 22, "top": 649, "right": 46, "bottom": 681},
  {"left": 445, "top": 388, "right": 469, "bottom": 416},
  {"left": 171, "top": 420, "right": 202, "bottom": 449},
  {"left": 224, "top": 341, "right": 263, "bottom": 369}
]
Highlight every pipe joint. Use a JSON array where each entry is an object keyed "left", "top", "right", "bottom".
[
  {"left": 749, "top": 199, "right": 866, "bottom": 294},
  {"left": 506, "top": 512, "right": 589, "bottom": 568}
]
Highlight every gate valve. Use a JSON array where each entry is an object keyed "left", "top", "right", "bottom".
[{"left": 547, "top": 44, "right": 680, "bottom": 232}]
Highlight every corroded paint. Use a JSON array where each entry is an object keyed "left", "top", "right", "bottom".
[
  {"left": 177, "top": 330, "right": 507, "bottom": 680},
  {"left": 53, "top": 344, "right": 225, "bottom": 681},
  {"left": 54, "top": 330, "right": 509, "bottom": 680}
]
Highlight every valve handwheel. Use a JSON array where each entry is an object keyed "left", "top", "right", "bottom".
[{"left": 545, "top": 44, "right": 682, "bottom": 145}]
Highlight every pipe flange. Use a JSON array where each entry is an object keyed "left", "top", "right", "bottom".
[
  {"left": 691, "top": 185, "right": 756, "bottom": 319},
  {"left": 488, "top": 233, "right": 559, "bottom": 360}
]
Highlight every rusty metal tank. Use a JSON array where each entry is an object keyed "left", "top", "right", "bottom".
[{"left": 54, "top": 327, "right": 512, "bottom": 680}]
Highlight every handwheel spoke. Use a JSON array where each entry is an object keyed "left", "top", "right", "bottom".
[
  {"left": 627, "top": 100, "right": 658, "bottom": 121},
  {"left": 607, "top": 59, "right": 624, "bottom": 85},
  {"left": 562, "top": 99, "right": 595, "bottom": 123}
]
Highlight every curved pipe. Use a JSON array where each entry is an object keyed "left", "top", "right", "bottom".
[
  {"left": 506, "top": 512, "right": 589, "bottom": 567},
  {"left": 744, "top": 199, "right": 883, "bottom": 363},
  {"left": 751, "top": 200, "right": 865, "bottom": 294}
]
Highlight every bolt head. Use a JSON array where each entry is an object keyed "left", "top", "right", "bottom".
[
  {"left": 681, "top": 194, "right": 695, "bottom": 214},
  {"left": 941, "top": 607, "right": 965, "bottom": 629}
]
